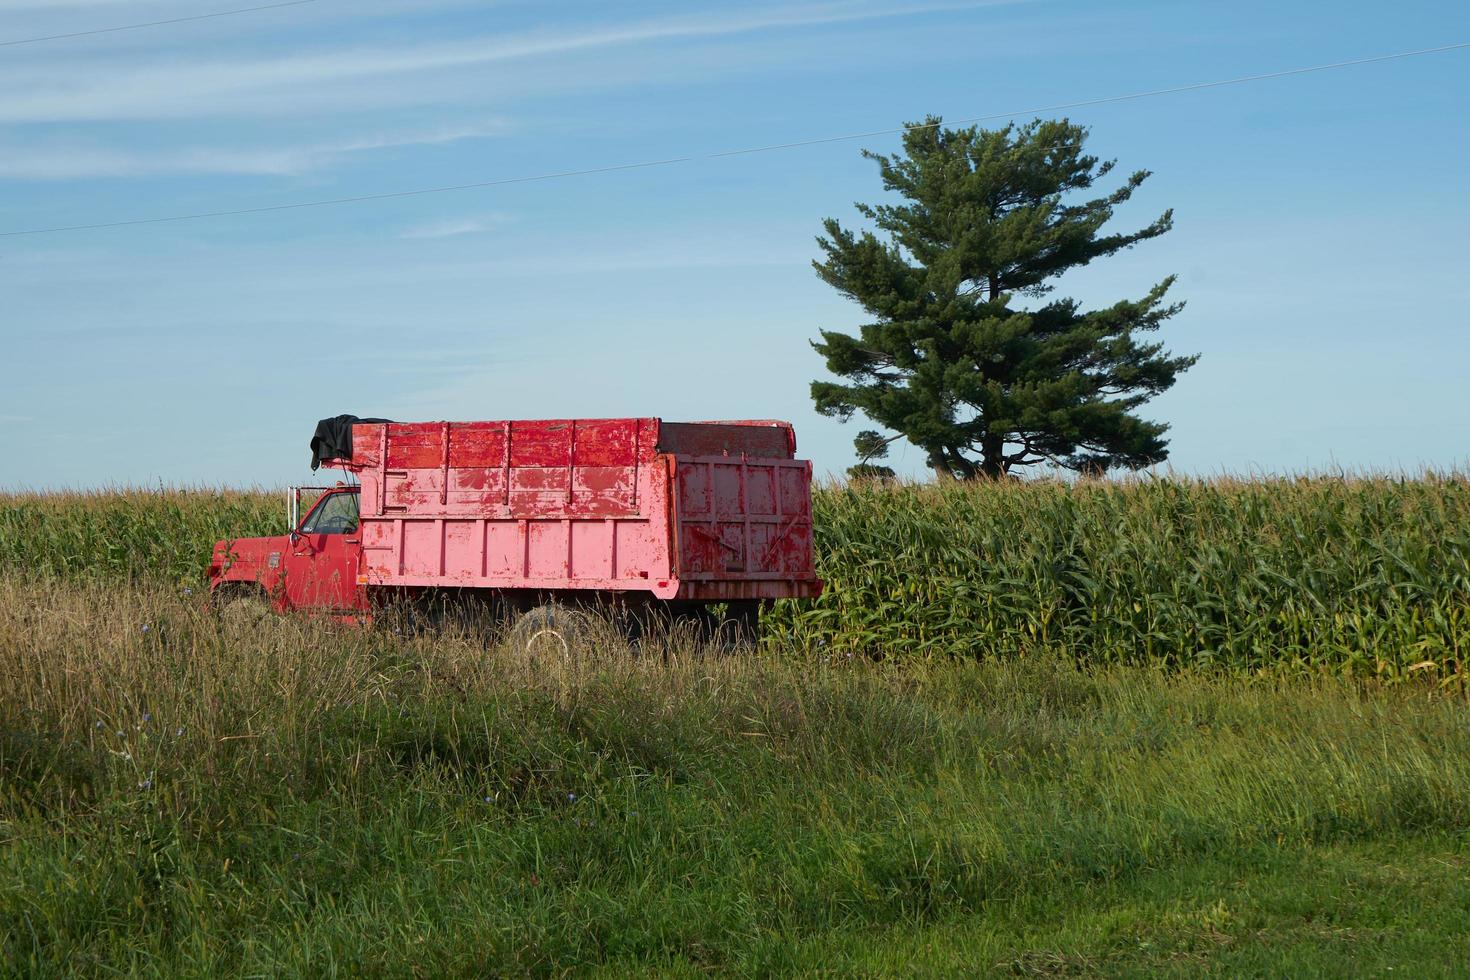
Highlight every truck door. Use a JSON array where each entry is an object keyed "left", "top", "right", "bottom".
[{"left": 283, "top": 489, "right": 364, "bottom": 613}]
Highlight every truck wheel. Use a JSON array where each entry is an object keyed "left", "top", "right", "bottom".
[
  {"left": 507, "top": 603, "right": 599, "bottom": 658},
  {"left": 212, "top": 585, "right": 272, "bottom": 628}
]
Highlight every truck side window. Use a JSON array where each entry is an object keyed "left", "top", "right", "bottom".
[{"left": 302, "top": 491, "right": 359, "bottom": 534}]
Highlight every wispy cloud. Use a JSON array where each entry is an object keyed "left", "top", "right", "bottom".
[
  {"left": 0, "top": 1, "right": 167, "bottom": 8},
  {"left": 0, "top": 121, "right": 506, "bottom": 179},
  {"left": 400, "top": 214, "right": 510, "bottom": 239},
  {"left": 0, "top": 2, "right": 1023, "bottom": 121}
]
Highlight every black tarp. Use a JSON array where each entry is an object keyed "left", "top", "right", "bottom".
[{"left": 310, "top": 415, "right": 394, "bottom": 470}]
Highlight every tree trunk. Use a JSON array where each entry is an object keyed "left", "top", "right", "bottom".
[
  {"left": 978, "top": 434, "right": 1006, "bottom": 479},
  {"left": 932, "top": 447, "right": 994, "bottom": 481},
  {"left": 944, "top": 448, "right": 979, "bottom": 481}
]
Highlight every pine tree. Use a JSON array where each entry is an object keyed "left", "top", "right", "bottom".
[{"left": 811, "top": 117, "right": 1197, "bottom": 479}]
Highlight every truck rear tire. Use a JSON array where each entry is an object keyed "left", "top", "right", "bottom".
[{"left": 506, "top": 603, "right": 600, "bottom": 658}]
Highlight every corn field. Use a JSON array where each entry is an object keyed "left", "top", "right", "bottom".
[
  {"left": 764, "top": 476, "right": 1470, "bottom": 676},
  {"left": 0, "top": 488, "right": 279, "bottom": 583},
  {"left": 2, "top": 476, "right": 1467, "bottom": 676}
]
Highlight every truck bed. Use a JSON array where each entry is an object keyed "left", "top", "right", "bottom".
[{"left": 337, "top": 418, "right": 820, "bottom": 601}]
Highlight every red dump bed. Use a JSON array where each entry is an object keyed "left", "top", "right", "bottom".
[{"left": 336, "top": 418, "right": 821, "bottom": 601}]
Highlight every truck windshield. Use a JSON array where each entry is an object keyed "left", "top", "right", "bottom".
[{"left": 301, "top": 491, "right": 359, "bottom": 534}]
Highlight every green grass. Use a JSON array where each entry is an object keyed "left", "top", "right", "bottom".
[
  {"left": 794, "top": 837, "right": 1470, "bottom": 977},
  {"left": 3, "top": 574, "right": 1469, "bottom": 976}
]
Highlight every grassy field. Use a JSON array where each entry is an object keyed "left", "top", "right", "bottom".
[{"left": 3, "top": 481, "right": 1470, "bottom": 975}]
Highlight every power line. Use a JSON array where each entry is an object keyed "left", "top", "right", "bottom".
[
  {"left": 0, "top": 0, "right": 318, "bottom": 48},
  {"left": 2, "top": 39, "right": 1466, "bottom": 239}
]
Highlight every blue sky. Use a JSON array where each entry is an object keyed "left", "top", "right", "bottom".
[{"left": 2, "top": 0, "right": 1467, "bottom": 489}]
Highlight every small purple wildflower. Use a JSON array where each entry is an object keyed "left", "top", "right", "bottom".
[
  {"left": 141, "top": 624, "right": 151, "bottom": 634},
  {"left": 568, "top": 792, "right": 576, "bottom": 802},
  {"left": 484, "top": 796, "right": 493, "bottom": 804},
  {"left": 142, "top": 713, "right": 151, "bottom": 724},
  {"left": 137, "top": 778, "right": 151, "bottom": 790},
  {"left": 183, "top": 587, "right": 193, "bottom": 596}
]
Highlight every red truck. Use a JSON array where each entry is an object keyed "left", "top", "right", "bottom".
[{"left": 208, "top": 416, "right": 822, "bottom": 644}]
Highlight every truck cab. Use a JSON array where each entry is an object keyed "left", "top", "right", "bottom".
[{"left": 209, "top": 484, "right": 368, "bottom": 616}]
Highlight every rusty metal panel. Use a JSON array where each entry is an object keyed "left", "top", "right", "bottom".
[
  {"left": 354, "top": 419, "right": 645, "bottom": 520},
  {"left": 673, "top": 455, "right": 817, "bottom": 585},
  {"left": 657, "top": 420, "right": 794, "bottom": 459},
  {"left": 345, "top": 418, "right": 819, "bottom": 601}
]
